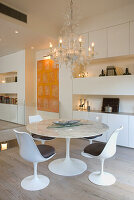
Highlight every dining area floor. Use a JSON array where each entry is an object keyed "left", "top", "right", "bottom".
[{"left": 0, "top": 137, "right": 134, "bottom": 200}]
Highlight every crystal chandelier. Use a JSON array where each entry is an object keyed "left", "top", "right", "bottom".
[{"left": 49, "top": 0, "right": 95, "bottom": 71}]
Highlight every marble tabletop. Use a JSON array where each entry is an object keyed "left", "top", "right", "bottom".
[{"left": 26, "top": 119, "right": 109, "bottom": 139}]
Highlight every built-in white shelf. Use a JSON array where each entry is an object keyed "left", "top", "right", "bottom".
[{"left": 73, "top": 75, "right": 134, "bottom": 95}]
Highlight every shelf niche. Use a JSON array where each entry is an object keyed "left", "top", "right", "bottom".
[
  {"left": 0, "top": 71, "right": 17, "bottom": 84},
  {"left": 0, "top": 93, "right": 17, "bottom": 105}
]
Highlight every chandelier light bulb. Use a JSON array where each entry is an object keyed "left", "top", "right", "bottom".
[
  {"left": 88, "top": 46, "right": 91, "bottom": 51},
  {"left": 91, "top": 42, "right": 95, "bottom": 47},
  {"left": 79, "top": 37, "right": 82, "bottom": 43},
  {"left": 49, "top": 42, "right": 53, "bottom": 48},
  {"left": 59, "top": 39, "right": 62, "bottom": 44}
]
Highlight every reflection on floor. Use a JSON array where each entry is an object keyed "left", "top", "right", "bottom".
[
  {"left": 0, "top": 120, "right": 24, "bottom": 142},
  {"left": 0, "top": 120, "right": 22, "bottom": 131},
  {"left": 0, "top": 138, "right": 134, "bottom": 200}
]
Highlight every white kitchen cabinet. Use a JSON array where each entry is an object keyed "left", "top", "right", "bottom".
[
  {"left": 107, "top": 114, "right": 129, "bottom": 147},
  {"left": 73, "top": 111, "right": 88, "bottom": 120},
  {"left": 89, "top": 29, "right": 107, "bottom": 59},
  {"left": 130, "top": 21, "right": 134, "bottom": 55},
  {"left": 128, "top": 116, "right": 134, "bottom": 148},
  {"left": 88, "top": 112, "right": 108, "bottom": 142},
  {"left": 108, "top": 22, "right": 129, "bottom": 57},
  {"left": 72, "top": 111, "right": 133, "bottom": 148}
]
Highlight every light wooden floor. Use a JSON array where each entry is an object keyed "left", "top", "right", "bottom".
[
  {"left": 0, "top": 138, "right": 134, "bottom": 200},
  {"left": 0, "top": 120, "right": 24, "bottom": 142},
  {"left": 0, "top": 120, "right": 23, "bottom": 131}
]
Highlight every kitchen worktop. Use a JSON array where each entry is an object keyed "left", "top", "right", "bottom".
[{"left": 73, "top": 109, "right": 134, "bottom": 116}]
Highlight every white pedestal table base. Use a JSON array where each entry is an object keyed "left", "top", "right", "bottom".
[{"left": 48, "top": 138, "right": 87, "bottom": 176}]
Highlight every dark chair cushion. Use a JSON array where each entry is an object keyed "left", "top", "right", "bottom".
[
  {"left": 32, "top": 133, "right": 55, "bottom": 141},
  {"left": 84, "top": 134, "right": 102, "bottom": 140},
  {"left": 84, "top": 142, "right": 106, "bottom": 156},
  {"left": 37, "top": 145, "right": 55, "bottom": 158}
]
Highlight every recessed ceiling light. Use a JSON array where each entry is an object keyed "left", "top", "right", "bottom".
[
  {"left": 31, "top": 46, "right": 34, "bottom": 50},
  {"left": 14, "top": 30, "right": 19, "bottom": 34}
]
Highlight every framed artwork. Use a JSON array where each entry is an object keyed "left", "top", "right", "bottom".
[
  {"left": 37, "top": 59, "right": 59, "bottom": 113},
  {"left": 106, "top": 66, "right": 117, "bottom": 76}
]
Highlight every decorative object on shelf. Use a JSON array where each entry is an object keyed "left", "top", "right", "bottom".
[
  {"left": 73, "top": 63, "right": 88, "bottom": 78},
  {"left": 48, "top": 0, "right": 95, "bottom": 73},
  {"left": 99, "top": 69, "right": 105, "bottom": 77},
  {"left": 78, "top": 71, "right": 88, "bottom": 78},
  {"left": 115, "top": 66, "right": 124, "bottom": 75},
  {"left": 102, "top": 98, "right": 119, "bottom": 113},
  {"left": 104, "top": 105, "right": 112, "bottom": 113},
  {"left": 79, "top": 98, "right": 86, "bottom": 111},
  {"left": 0, "top": 95, "right": 17, "bottom": 105},
  {"left": 87, "top": 101, "right": 90, "bottom": 112},
  {"left": 106, "top": 66, "right": 117, "bottom": 76},
  {"left": 15, "top": 76, "right": 17, "bottom": 82},
  {"left": 123, "top": 68, "right": 131, "bottom": 75}
]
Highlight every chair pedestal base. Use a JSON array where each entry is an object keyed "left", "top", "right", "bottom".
[
  {"left": 89, "top": 171, "right": 116, "bottom": 186},
  {"left": 21, "top": 175, "right": 50, "bottom": 191},
  {"left": 81, "top": 151, "right": 93, "bottom": 158}
]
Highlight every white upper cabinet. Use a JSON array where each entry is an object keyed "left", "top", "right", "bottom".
[
  {"left": 130, "top": 21, "right": 134, "bottom": 55},
  {"left": 107, "top": 22, "right": 129, "bottom": 57},
  {"left": 89, "top": 29, "right": 107, "bottom": 59}
]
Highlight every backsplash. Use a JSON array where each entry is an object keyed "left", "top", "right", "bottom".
[{"left": 73, "top": 95, "right": 134, "bottom": 113}]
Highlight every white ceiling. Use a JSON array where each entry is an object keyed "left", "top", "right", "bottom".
[{"left": 0, "top": 0, "right": 134, "bottom": 57}]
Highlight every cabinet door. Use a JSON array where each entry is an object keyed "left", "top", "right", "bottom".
[
  {"left": 130, "top": 21, "right": 134, "bottom": 55},
  {"left": 108, "top": 23, "right": 129, "bottom": 57},
  {"left": 128, "top": 116, "right": 134, "bottom": 148},
  {"left": 89, "top": 29, "right": 107, "bottom": 59},
  {"left": 73, "top": 111, "right": 88, "bottom": 120},
  {"left": 107, "top": 114, "right": 129, "bottom": 147},
  {"left": 88, "top": 112, "right": 108, "bottom": 142}
]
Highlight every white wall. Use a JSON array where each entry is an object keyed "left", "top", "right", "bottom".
[
  {"left": 59, "top": 64, "right": 73, "bottom": 119},
  {"left": 25, "top": 49, "right": 36, "bottom": 124}
]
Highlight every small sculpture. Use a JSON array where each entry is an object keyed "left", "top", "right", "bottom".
[
  {"left": 123, "top": 68, "right": 131, "bottom": 75},
  {"left": 99, "top": 69, "right": 105, "bottom": 77}
]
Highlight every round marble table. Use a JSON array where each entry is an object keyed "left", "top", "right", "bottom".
[{"left": 27, "top": 119, "right": 109, "bottom": 177}]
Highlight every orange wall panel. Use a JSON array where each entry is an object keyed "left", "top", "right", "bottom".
[{"left": 37, "top": 60, "right": 59, "bottom": 113}]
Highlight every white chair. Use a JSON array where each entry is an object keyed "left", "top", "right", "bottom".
[
  {"left": 82, "top": 126, "right": 123, "bottom": 186},
  {"left": 29, "top": 115, "right": 55, "bottom": 144},
  {"left": 14, "top": 129, "right": 55, "bottom": 191},
  {"left": 81, "top": 116, "right": 102, "bottom": 158}
]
